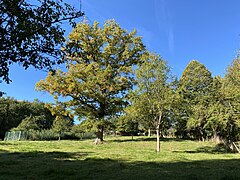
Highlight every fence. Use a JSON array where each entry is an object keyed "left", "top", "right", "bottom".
[
  {"left": 4, "top": 131, "right": 28, "bottom": 141},
  {"left": 4, "top": 130, "right": 96, "bottom": 141},
  {"left": 233, "top": 142, "right": 240, "bottom": 153}
]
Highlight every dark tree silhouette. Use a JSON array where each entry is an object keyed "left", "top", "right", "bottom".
[{"left": 0, "top": 0, "right": 84, "bottom": 83}]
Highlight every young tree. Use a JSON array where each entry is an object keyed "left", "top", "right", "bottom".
[
  {"left": 52, "top": 115, "right": 73, "bottom": 140},
  {"left": 36, "top": 20, "right": 146, "bottom": 143},
  {"left": 131, "top": 53, "right": 175, "bottom": 152},
  {"left": 77, "top": 117, "right": 114, "bottom": 143},
  {"left": 46, "top": 102, "right": 74, "bottom": 140},
  {"left": 116, "top": 105, "right": 139, "bottom": 139},
  {"left": 0, "top": 0, "right": 84, "bottom": 83}
]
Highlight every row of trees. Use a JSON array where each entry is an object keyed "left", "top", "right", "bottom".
[
  {"left": 125, "top": 57, "right": 240, "bottom": 152},
  {"left": 0, "top": 96, "right": 136, "bottom": 140},
  {"left": 175, "top": 59, "right": 240, "bottom": 143},
  {"left": 35, "top": 20, "right": 240, "bottom": 151},
  {"left": 1, "top": 17, "right": 238, "bottom": 151},
  {"left": 0, "top": 98, "right": 55, "bottom": 139},
  {"left": 0, "top": 98, "right": 74, "bottom": 140}
]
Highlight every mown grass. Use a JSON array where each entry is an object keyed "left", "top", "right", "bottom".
[{"left": 0, "top": 136, "right": 240, "bottom": 180}]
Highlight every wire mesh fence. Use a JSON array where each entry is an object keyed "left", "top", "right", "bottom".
[
  {"left": 4, "top": 131, "right": 28, "bottom": 141},
  {"left": 4, "top": 130, "right": 96, "bottom": 141}
]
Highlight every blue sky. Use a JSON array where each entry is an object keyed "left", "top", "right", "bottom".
[{"left": 1, "top": 0, "right": 240, "bottom": 102}]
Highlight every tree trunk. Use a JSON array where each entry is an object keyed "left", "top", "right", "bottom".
[
  {"left": 213, "top": 131, "right": 221, "bottom": 143},
  {"left": 94, "top": 127, "right": 104, "bottom": 145},
  {"left": 156, "top": 128, "right": 160, "bottom": 152},
  {"left": 156, "top": 114, "right": 162, "bottom": 152},
  {"left": 148, "top": 128, "right": 151, "bottom": 137}
]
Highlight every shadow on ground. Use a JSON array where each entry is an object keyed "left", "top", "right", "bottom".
[
  {"left": 108, "top": 137, "right": 184, "bottom": 143},
  {"left": 173, "top": 143, "right": 234, "bottom": 154},
  {"left": 0, "top": 150, "right": 239, "bottom": 180}
]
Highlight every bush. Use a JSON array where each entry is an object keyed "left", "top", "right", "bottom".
[
  {"left": 26, "top": 130, "right": 96, "bottom": 141},
  {"left": 28, "top": 129, "right": 58, "bottom": 140}
]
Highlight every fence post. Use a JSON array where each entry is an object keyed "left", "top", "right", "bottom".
[
  {"left": 233, "top": 142, "right": 240, "bottom": 153},
  {"left": 18, "top": 131, "right": 21, "bottom": 141}
]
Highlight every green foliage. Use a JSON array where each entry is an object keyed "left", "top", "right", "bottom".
[
  {"left": 45, "top": 102, "right": 74, "bottom": 118},
  {"left": 219, "top": 58, "right": 240, "bottom": 141},
  {"left": 27, "top": 129, "right": 59, "bottom": 141},
  {"left": 0, "top": 97, "right": 55, "bottom": 139},
  {"left": 133, "top": 53, "right": 175, "bottom": 131},
  {"left": 0, "top": 0, "right": 84, "bottom": 83},
  {"left": 176, "top": 60, "right": 213, "bottom": 140},
  {"left": 71, "top": 124, "right": 85, "bottom": 134},
  {"left": 225, "top": 57, "right": 240, "bottom": 88},
  {"left": 77, "top": 118, "right": 115, "bottom": 134},
  {"left": 116, "top": 115, "right": 139, "bottom": 136},
  {"left": 26, "top": 129, "right": 93, "bottom": 141},
  {"left": 126, "top": 53, "right": 175, "bottom": 151},
  {"left": 178, "top": 60, "right": 213, "bottom": 103},
  {"left": 175, "top": 58, "right": 240, "bottom": 142},
  {"left": 202, "top": 59, "right": 240, "bottom": 142},
  {"left": 52, "top": 115, "right": 73, "bottom": 140},
  {"left": 15, "top": 115, "right": 49, "bottom": 131},
  {"left": 5, "top": 129, "right": 95, "bottom": 141},
  {"left": 77, "top": 119, "right": 98, "bottom": 133}
]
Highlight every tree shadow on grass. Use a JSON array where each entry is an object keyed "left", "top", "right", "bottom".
[
  {"left": 0, "top": 142, "right": 18, "bottom": 146},
  {"left": 173, "top": 143, "right": 234, "bottom": 154},
  {"left": 108, "top": 137, "right": 184, "bottom": 143},
  {"left": 107, "top": 137, "right": 155, "bottom": 143},
  {"left": 161, "top": 138, "right": 185, "bottom": 142},
  {"left": 0, "top": 150, "right": 240, "bottom": 180}
]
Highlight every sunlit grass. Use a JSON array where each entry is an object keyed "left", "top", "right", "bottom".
[{"left": 0, "top": 136, "right": 240, "bottom": 179}]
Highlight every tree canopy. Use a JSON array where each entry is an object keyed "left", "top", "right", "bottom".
[
  {"left": 0, "top": 0, "right": 84, "bottom": 83},
  {"left": 36, "top": 20, "right": 146, "bottom": 141},
  {"left": 127, "top": 53, "right": 175, "bottom": 152},
  {"left": 176, "top": 60, "right": 213, "bottom": 140}
]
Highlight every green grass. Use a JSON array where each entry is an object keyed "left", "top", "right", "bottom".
[{"left": 0, "top": 136, "right": 240, "bottom": 180}]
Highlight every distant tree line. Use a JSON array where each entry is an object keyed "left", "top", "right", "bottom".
[
  {"left": 0, "top": 98, "right": 55, "bottom": 139},
  {"left": 0, "top": 98, "right": 76, "bottom": 140}
]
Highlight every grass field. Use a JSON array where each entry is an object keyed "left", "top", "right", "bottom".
[{"left": 0, "top": 136, "right": 240, "bottom": 180}]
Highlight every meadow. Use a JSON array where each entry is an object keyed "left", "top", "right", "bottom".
[{"left": 0, "top": 136, "right": 240, "bottom": 180}]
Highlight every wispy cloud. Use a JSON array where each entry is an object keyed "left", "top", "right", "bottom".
[
  {"left": 168, "top": 27, "right": 174, "bottom": 54},
  {"left": 136, "top": 26, "right": 154, "bottom": 50},
  {"left": 80, "top": 1, "right": 107, "bottom": 23},
  {"left": 154, "top": 0, "right": 174, "bottom": 54}
]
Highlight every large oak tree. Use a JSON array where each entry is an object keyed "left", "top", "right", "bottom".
[{"left": 36, "top": 20, "right": 146, "bottom": 142}]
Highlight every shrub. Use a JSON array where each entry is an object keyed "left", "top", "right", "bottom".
[{"left": 28, "top": 129, "right": 58, "bottom": 140}]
